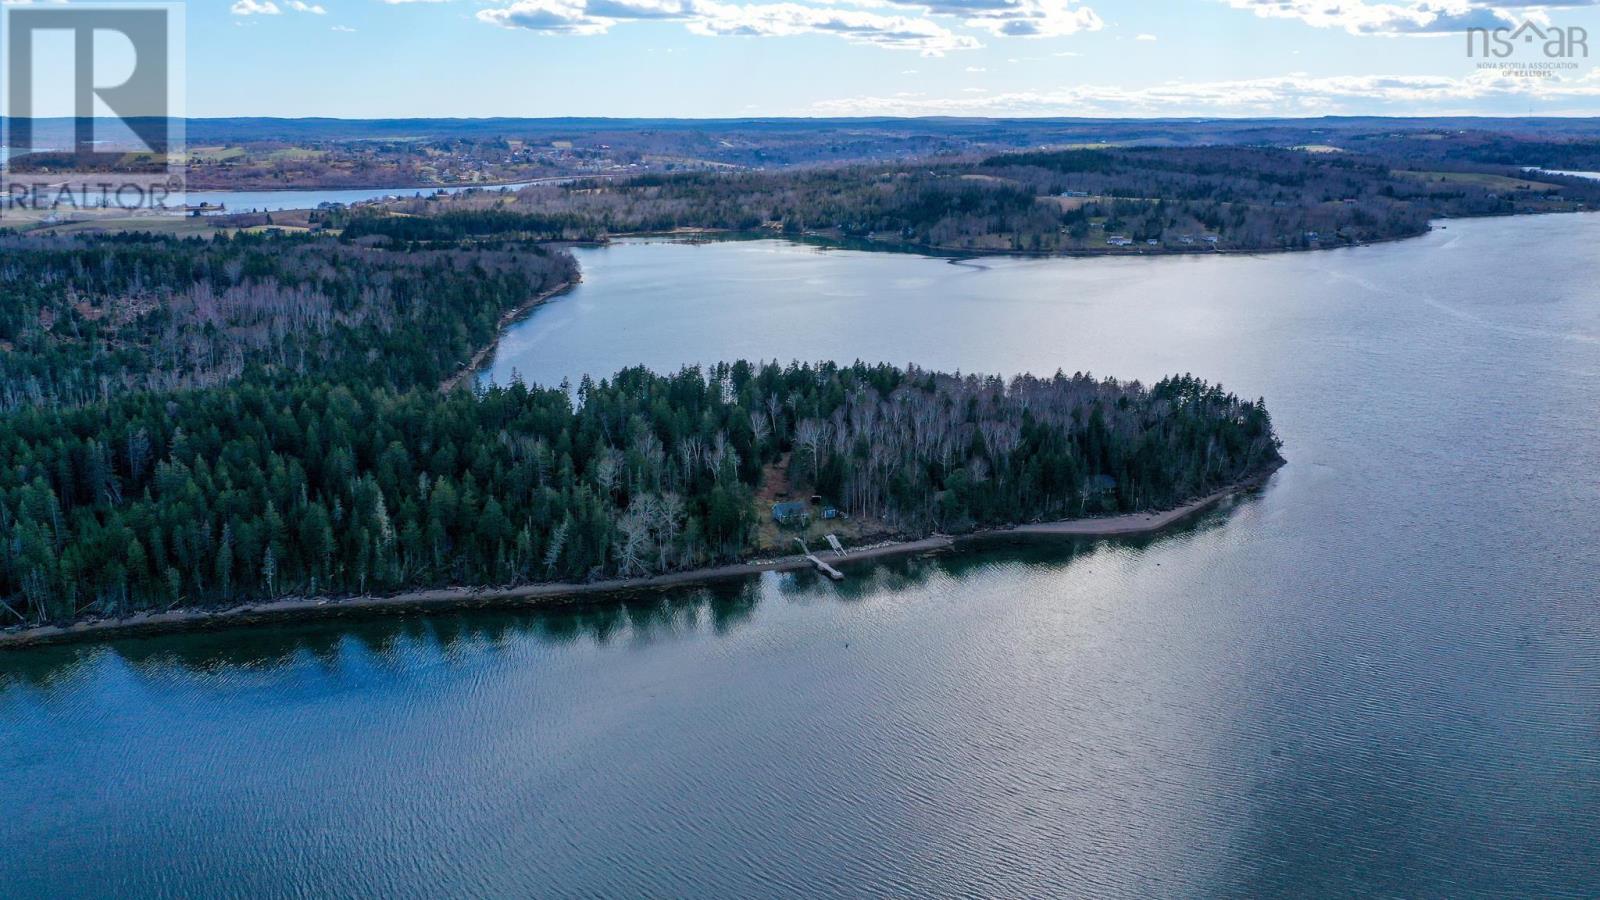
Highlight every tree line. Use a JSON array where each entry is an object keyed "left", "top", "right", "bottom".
[
  {"left": 341, "top": 145, "right": 1600, "bottom": 254},
  {"left": 0, "top": 231, "right": 576, "bottom": 410},
  {"left": 0, "top": 232, "right": 1279, "bottom": 626}
]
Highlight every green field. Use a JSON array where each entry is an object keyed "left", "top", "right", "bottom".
[
  {"left": 1400, "top": 170, "right": 1561, "bottom": 192},
  {"left": 183, "top": 146, "right": 248, "bottom": 163}
]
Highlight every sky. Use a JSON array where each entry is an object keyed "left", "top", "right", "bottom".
[{"left": 55, "top": 0, "right": 1600, "bottom": 117}]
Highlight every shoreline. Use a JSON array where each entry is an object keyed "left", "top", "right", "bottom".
[
  {"left": 592, "top": 226, "right": 1423, "bottom": 259},
  {"left": 600, "top": 223, "right": 1426, "bottom": 260},
  {"left": 185, "top": 174, "right": 615, "bottom": 194},
  {"left": 0, "top": 462, "right": 1281, "bottom": 650},
  {"left": 582, "top": 208, "right": 1597, "bottom": 261},
  {"left": 438, "top": 278, "right": 579, "bottom": 392}
]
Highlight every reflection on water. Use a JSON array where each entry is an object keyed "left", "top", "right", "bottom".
[
  {"left": 8, "top": 216, "right": 1600, "bottom": 896},
  {"left": 1, "top": 496, "right": 1249, "bottom": 695},
  {"left": 2, "top": 530, "right": 1141, "bottom": 692},
  {"left": 5, "top": 512, "right": 1275, "bottom": 898},
  {"left": 2, "top": 580, "right": 761, "bottom": 691}
]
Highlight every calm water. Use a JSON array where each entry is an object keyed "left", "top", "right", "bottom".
[
  {"left": 185, "top": 181, "right": 541, "bottom": 213},
  {"left": 8, "top": 216, "right": 1600, "bottom": 897},
  {"left": 26, "top": 182, "right": 537, "bottom": 214},
  {"left": 184, "top": 176, "right": 621, "bottom": 213},
  {"left": 1536, "top": 169, "right": 1600, "bottom": 181}
]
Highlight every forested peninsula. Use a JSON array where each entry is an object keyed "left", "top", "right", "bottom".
[
  {"left": 327, "top": 146, "right": 1600, "bottom": 255},
  {"left": 0, "top": 231, "right": 1281, "bottom": 637}
]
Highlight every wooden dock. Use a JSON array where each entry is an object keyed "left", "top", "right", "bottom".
[{"left": 805, "top": 554, "right": 845, "bottom": 581}]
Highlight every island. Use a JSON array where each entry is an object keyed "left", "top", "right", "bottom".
[{"left": 0, "top": 230, "right": 1282, "bottom": 645}]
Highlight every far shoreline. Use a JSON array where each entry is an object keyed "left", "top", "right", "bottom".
[
  {"left": 0, "top": 463, "right": 1283, "bottom": 651},
  {"left": 588, "top": 207, "right": 1599, "bottom": 261}
]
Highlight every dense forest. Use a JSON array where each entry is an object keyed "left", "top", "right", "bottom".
[
  {"left": 0, "top": 233, "right": 1279, "bottom": 626},
  {"left": 1346, "top": 132, "right": 1600, "bottom": 173},
  {"left": 337, "top": 146, "right": 1600, "bottom": 253},
  {"left": 0, "top": 232, "right": 576, "bottom": 410},
  {"left": 0, "top": 358, "right": 1280, "bottom": 624}
]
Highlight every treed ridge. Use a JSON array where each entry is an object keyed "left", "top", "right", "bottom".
[{"left": 0, "top": 360, "right": 1279, "bottom": 623}]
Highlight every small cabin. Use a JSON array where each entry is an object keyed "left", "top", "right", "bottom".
[{"left": 772, "top": 501, "right": 810, "bottom": 525}]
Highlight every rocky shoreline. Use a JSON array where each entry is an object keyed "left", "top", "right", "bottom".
[{"left": 0, "top": 464, "right": 1281, "bottom": 650}]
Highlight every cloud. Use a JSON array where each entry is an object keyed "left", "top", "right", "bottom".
[
  {"left": 473, "top": 0, "right": 1104, "bottom": 46},
  {"left": 478, "top": 0, "right": 612, "bottom": 33},
  {"left": 230, "top": 0, "right": 281, "bottom": 15},
  {"left": 689, "top": 1, "right": 983, "bottom": 53},
  {"left": 903, "top": 0, "right": 1102, "bottom": 37},
  {"left": 1135, "top": 32, "right": 1155, "bottom": 40},
  {"left": 587, "top": 0, "right": 693, "bottom": 18},
  {"left": 1216, "top": 0, "right": 1531, "bottom": 35},
  {"left": 478, "top": 0, "right": 983, "bottom": 52},
  {"left": 812, "top": 69, "right": 1600, "bottom": 115},
  {"left": 232, "top": 0, "right": 327, "bottom": 15}
]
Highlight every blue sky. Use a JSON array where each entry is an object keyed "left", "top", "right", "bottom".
[{"left": 195, "top": 0, "right": 1600, "bottom": 116}]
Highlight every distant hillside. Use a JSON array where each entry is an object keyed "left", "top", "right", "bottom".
[
  {"left": 338, "top": 144, "right": 1600, "bottom": 254},
  {"left": 11, "top": 116, "right": 1600, "bottom": 173}
]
